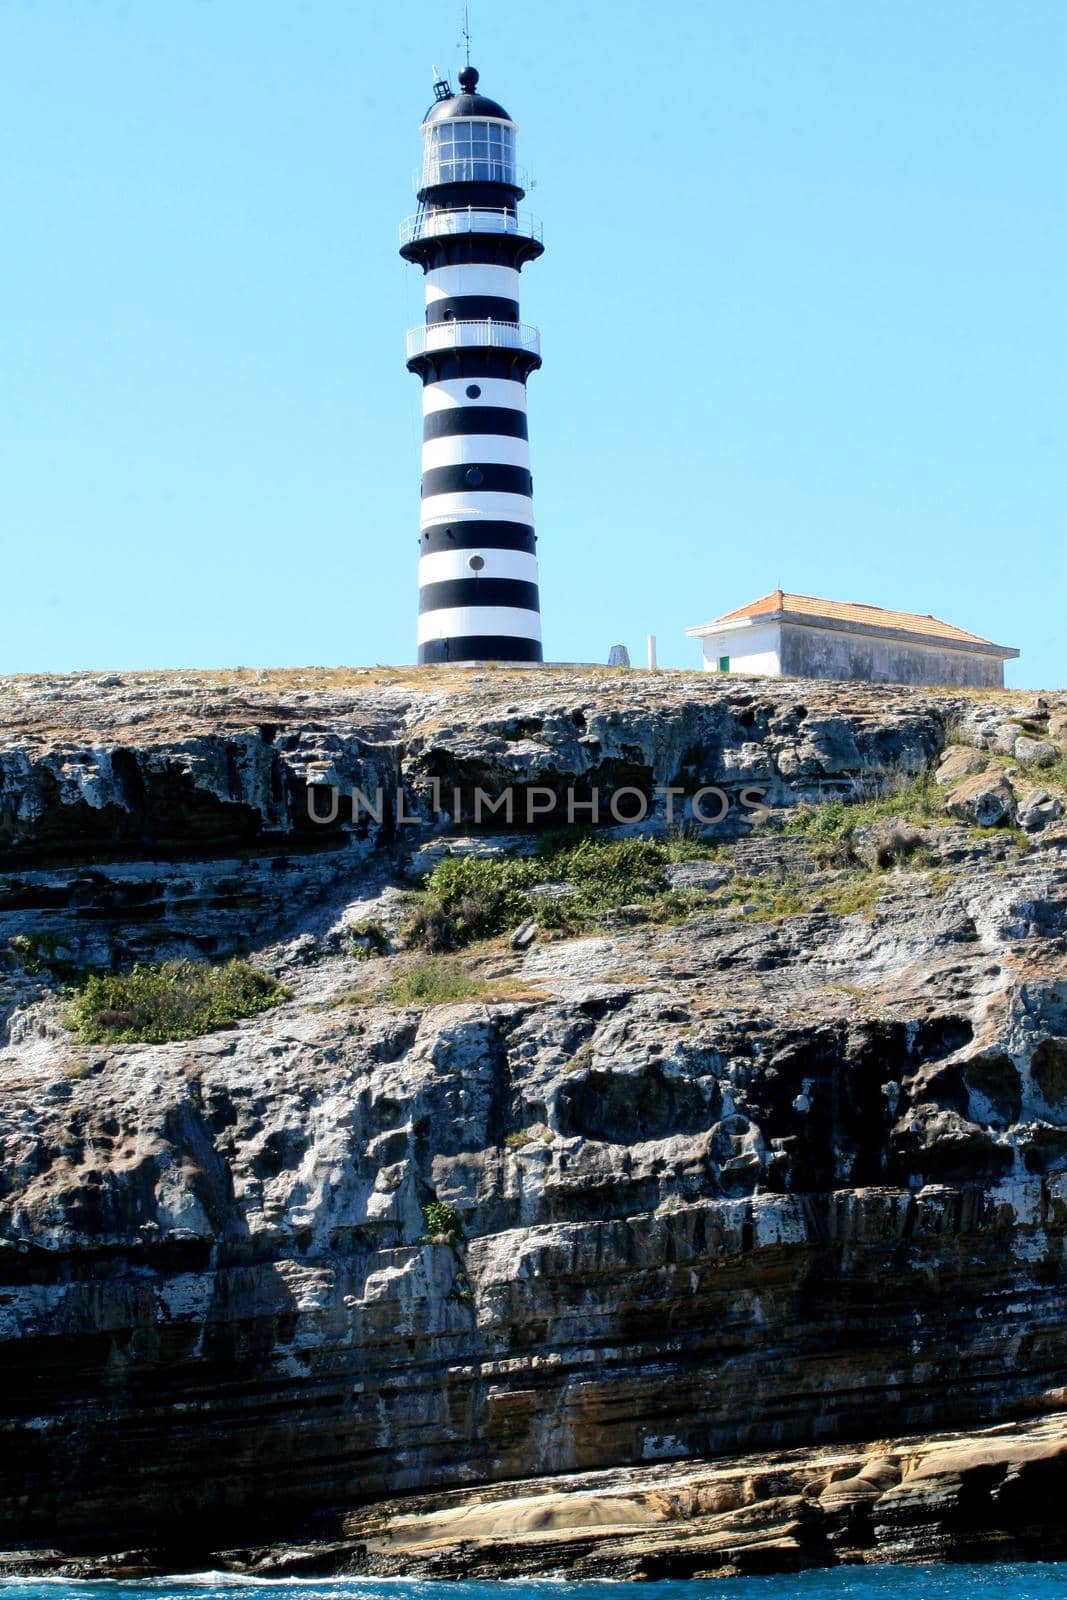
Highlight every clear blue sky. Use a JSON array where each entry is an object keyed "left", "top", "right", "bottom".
[{"left": 1, "top": 0, "right": 1064, "bottom": 685}]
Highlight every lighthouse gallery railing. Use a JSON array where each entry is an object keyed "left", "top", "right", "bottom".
[
  {"left": 406, "top": 320, "right": 541, "bottom": 360},
  {"left": 399, "top": 207, "right": 543, "bottom": 246}
]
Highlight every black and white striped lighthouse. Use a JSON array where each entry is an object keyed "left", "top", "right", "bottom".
[{"left": 401, "top": 66, "right": 544, "bottom": 664}]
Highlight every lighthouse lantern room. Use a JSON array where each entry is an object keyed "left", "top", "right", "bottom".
[{"left": 401, "top": 66, "right": 544, "bottom": 664}]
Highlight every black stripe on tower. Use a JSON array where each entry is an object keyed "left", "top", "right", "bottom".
[
  {"left": 419, "top": 178, "right": 524, "bottom": 204},
  {"left": 408, "top": 350, "right": 541, "bottom": 381},
  {"left": 420, "top": 522, "right": 536, "bottom": 554},
  {"left": 425, "top": 296, "right": 520, "bottom": 325},
  {"left": 419, "top": 578, "right": 540, "bottom": 614},
  {"left": 420, "top": 635, "right": 543, "bottom": 665},
  {"left": 422, "top": 463, "right": 532, "bottom": 498},
  {"left": 401, "top": 235, "right": 543, "bottom": 272},
  {"left": 424, "top": 407, "right": 528, "bottom": 441}
]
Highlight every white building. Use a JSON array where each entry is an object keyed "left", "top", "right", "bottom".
[{"left": 686, "top": 590, "right": 1018, "bottom": 689}]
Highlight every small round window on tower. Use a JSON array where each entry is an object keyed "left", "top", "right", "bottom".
[
  {"left": 468, "top": 555, "right": 485, "bottom": 571},
  {"left": 465, "top": 384, "right": 482, "bottom": 399},
  {"left": 465, "top": 467, "right": 484, "bottom": 486}
]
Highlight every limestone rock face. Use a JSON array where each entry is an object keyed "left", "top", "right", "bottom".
[
  {"left": 1015, "top": 736, "right": 1059, "bottom": 768},
  {"left": 0, "top": 668, "right": 951, "bottom": 863},
  {"left": 328, "top": 1412, "right": 1067, "bottom": 1579},
  {"left": 943, "top": 770, "right": 1016, "bottom": 827},
  {"left": 935, "top": 746, "right": 988, "bottom": 785},
  {"left": 0, "top": 668, "right": 1066, "bottom": 1572},
  {"left": 1017, "top": 786, "right": 1065, "bottom": 834}
]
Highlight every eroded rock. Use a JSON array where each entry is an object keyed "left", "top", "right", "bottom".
[
  {"left": 1015, "top": 736, "right": 1059, "bottom": 768},
  {"left": 0, "top": 669, "right": 1064, "bottom": 1570},
  {"left": 944, "top": 770, "right": 1016, "bottom": 827}
]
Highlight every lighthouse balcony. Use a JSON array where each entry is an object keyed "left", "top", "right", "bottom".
[
  {"left": 406, "top": 319, "right": 541, "bottom": 360},
  {"left": 399, "top": 207, "right": 543, "bottom": 246}
]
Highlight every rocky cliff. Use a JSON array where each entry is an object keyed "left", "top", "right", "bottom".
[{"left": 1, "top": 666, "right": 1066, "bottom": 1576}]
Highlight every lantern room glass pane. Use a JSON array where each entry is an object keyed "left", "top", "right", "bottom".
[{"left": 423, "top": 120, "right": 517, "bottom": 187}]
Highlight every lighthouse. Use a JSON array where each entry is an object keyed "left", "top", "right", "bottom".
[{"left": 401, "top": 66, "right": 544, "bottom": 664}]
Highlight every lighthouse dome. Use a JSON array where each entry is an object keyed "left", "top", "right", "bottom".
[
  {"left": 422, "top": 68, "right": 514, "bottom": 127},
  {"left": 419, "top": 68, "right": 520, "bottom": 192}
]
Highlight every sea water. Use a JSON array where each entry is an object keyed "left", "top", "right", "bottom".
[{"left": 2, "top": 1569, "right": 1066, "bottom": 1600}]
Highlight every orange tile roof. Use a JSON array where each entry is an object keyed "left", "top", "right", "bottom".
[{"left": 709, "top": 589, "right": 1004, "bottom": 647}]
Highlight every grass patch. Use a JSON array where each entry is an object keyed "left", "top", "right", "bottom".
[
  {"left": 822, "top": 877, "right": 883, "bottom": 916},
  {"left": 711, "top": 875, "right": 811, "bottom": 919},
  {"left": 711, "top": 871, "right": 884, "bottom": 921},
  {"left": 384, "top": 955, "right": 544, "bottom": 1009},
  {"left": 1029, "top": 752, "right": 1067, "bottom": 792},
  {"left": 987, "top": 749, "right": 1067, "bottom": 802},
  {"left": 337, "top": 987, "right": 374, "bottom": 1007},
  {"left": 828, "top": 982, "right": 868, "bottom": 1002},
  {"left": 62, "top": 958, "right": 290, "bottom": 1044},
  {"left": 387, "top": 958, "right": 493, "bottom": 1006},
  {"left": 972, "top": 824, "right": 1032, "bottom": 850}
]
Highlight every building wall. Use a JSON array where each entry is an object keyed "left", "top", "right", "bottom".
[
  {"left": 778, "top": 622, "right": 1006, "bottom": 688},
  {"left": 700, "top": 621, "right": 781, "bottom": 675}
]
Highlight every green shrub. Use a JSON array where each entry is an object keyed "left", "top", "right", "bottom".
[
  {"left": 62, "top": 959, "right": 290, "bottom": 1044},
  {"left": 781, "top": 773, "right": 942, "bottom": 862},
  {"left": 8, "top": 933, "right": 81, "bottom": 979},
  {"left": 404, "top": 900, "right": 460, "bottom": 953},
  {"left": 785, "top": 773, "right": 942, "bottom": 836},
  {"left": 405, "top": 853, "right": 543, "bottom": 951},
  {"left": 422, "top": 1199, "right": 463, "bottom": 1240},
  {"left": 404, "top": 832, "right": 728, "bottom": 949},
  {"left": 542, "top": 834, "right": 667, "bottom": 910},
  {"left": 872, "top": 824, "right": 927, "bottom": 869},
  {"left": 350, "top": 919, "right": 389, "bottom": 960}
]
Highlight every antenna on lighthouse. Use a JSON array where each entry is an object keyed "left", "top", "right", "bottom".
[{"left": 461, "top": 3, "right": 472, "bottom": 67}]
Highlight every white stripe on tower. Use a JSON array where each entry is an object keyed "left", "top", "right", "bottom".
[
  {"left": 417, "top": 606, "right": 543, "bottom": 645},
  {"left": 422, "top": 377, "right": 528, "bottom": 414},
  {"left": 424, "top": 264, "right": 521, "bottom": 303},
  {"left": 418, "top": 547, "right": 540, "bottom": 585},
  {"left": 421, "top": 434, "right": 531, "bottom": 471},
  {"left": 419, "top": 491, "right": 536, "bottom": 528}
]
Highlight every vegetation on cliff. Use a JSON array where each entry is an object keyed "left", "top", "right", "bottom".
[
  {"left": 62, "top": 958, "right": 290, "bottom": 1043},
  {"left": 405, "top": 833, "right": 714, "bottom": 951}
]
